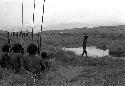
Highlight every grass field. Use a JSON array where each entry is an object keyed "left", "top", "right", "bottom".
[
  {"left": 0, "top": 30, "right": 125, "bottom": 85},
  {"left": 39, "top": 33, "right": 125, "bottom": 57}
]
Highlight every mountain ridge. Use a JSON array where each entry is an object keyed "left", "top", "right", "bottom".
[{"left": 41, "top": 25, "right": 125, "bottom": 35}]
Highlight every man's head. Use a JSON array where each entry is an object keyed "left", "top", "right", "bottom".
[
  {"left": 11, "top": 44, "right": 23, "bottom": 53},
  {"left": 2, "top": 45, "right": 10, "bottom": 53},
  {"left": 41, "top": 52, "right": 49, "bottom": 59},
  {"left": 27, "top": 44, "right": 38, "bottom": 55}
]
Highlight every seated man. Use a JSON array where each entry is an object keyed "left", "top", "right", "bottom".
[
  {"left": 9, "top": 44, "right": 23, "bottom": 73},
  {"left": 23, "top": 44, "right": 45, "bottom": 74},
  {"left": 41, "top": 52, "right": 51, "bottom": 71},
  {"left": 0, "top": 44, "right": 10, "bottom": 68}
]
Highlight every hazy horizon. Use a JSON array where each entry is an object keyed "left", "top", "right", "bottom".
[{"left": 0, "top": 0, "right": 125, "bottom": 32}]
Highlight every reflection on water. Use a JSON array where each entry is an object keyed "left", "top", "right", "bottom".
[{"left": 62, "top": 46, "right": 109, "bottom": 57}]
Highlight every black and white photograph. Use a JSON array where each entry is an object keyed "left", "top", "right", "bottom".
[{"left": 0, "top": 0, "right": 125, "bottom": 85}]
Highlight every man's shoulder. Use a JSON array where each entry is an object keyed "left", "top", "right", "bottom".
[
  {"left": 1, "top": 52, "right": 8, "bottom": 56},
  {"left": 23, "top": 53, "right": 29, "bottom": 57},
  {"left": 23, "top": 54, "right": 30, "bottom": 59},
  {"left": 36, "top": 55, "right": 42, "bottom": 60},
  {"left": 35, "top": 54, "right": 41, "bottom": 57},
  {"left": 1, "top": 52, "right": 9, "bottom": 59},
  {"left": 23, "top": 54, "right": 41, "bottom": 59},
  {"left": 9, "top": 53, "right": 23, "bottom": 58}
]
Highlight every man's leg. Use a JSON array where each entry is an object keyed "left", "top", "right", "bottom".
[
  {"left": 85, "top": 50, "right": 87, "bottom": 57},
  {"left": 82, "top": 49, "right": 86, "bottom": 58},
  {"left": 82, "top": 52, "right": 84, "bottom": 58}
]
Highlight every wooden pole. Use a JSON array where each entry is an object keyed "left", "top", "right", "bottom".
[
  {"left": 21, "top": 1, "right": 23, "bottom": 38},
  {"left": 32, "top": 27, "right": 33, "bottom": 40}
]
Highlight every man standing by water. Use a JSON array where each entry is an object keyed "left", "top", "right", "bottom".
[{"left": 82, "top": 35, "right": 88, "bottom": 57}]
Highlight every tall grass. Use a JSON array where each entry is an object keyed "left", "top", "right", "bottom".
[
  {"left": 40, "top": 34, "right": 125, "bottom": 57},
  {"left": 0, "top": 34, "right": 125, "bottom": 85}
]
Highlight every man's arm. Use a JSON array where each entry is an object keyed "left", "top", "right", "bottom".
[
  {"left": 40, "top": 58, "right": 46, "bottom": 71},
  {"left": 18, "top": 55, "right": 24, "bottom": 68}
]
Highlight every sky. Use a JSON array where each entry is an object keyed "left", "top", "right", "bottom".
[{"left": 0, "top": 0, "right": 125, "bottom": 31}]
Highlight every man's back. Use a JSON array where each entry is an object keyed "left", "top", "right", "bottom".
[
  {"left": 23, "top": 54, "right": 45, "bottom": 74},
  {"left": 41, "top": 52, "right": 51, "bottom": 71},
  {"left": 83, "top": 39, "right": 87, "bottom": 45},
  {"left": 0, "top": 52, "right": 9, "bottom": 67},
  {"left": 9, "top": 52, "right": 23, "bottom": 69},
  {"left": 0, "top": 44, "right": 10, "bottom": 68}
]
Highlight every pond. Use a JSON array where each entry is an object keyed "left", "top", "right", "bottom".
[{"left": 62, "top": 46, "right": 109, "bottom": 57}]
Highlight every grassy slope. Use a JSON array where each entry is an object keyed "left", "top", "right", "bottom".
[
  {"left": 40, "top": 25, "right": 125, "bottom": 57},
  {"left": 0, "top": 25, "right": 125, "bottom": 85}
]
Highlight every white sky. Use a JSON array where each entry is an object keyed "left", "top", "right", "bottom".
[{"left": 0, "top": 0, "right": 125, "bottom": 31}]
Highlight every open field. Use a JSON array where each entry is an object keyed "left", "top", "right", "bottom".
[
  {"left": 39, "top": 34, "right": 125, "bottom": 57},
  {"left": 0, "top": 25, "right": 125, "bottom": 85},
  {"left": 0, "top": 55, "right": 125, "bottom": 86}
]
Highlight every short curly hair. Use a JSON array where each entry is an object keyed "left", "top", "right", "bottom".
[
  {"left": 2, "top": 45, "right": 10, "bottom": 52},
  {"left": 11, "top": 44, "right": 22, "bottom": 53},
  {"left": 27, "top": 44, "right": 38, "bottom": 55},
  {"left": 41, "top": 52, "right": 48, "bottom": 59}
]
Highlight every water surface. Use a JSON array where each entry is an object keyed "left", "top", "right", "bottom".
[{"left": 62, "top": 46, "right": 109, "bottom": 57}]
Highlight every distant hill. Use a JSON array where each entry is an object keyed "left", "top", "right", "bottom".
[
  {"left": 0, "top": 29, "right": 6, "bottom": 34},
  {"left": 1, "top": 24, "right": 125, "bottom": 35},
  {"left": 41, "top": 25, "right": 125, "bottom": 35}
]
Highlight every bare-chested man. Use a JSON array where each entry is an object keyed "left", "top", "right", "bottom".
[
  {"left": 41, "top": 52, "right": 51, "bottom": 71},
  {"left": 9, "top": 44, "right": 23, "bottom": 73},
  {"left": 23, "top": 44, "right": 45, "bottom": 74},
  {"left": 82, "top": 35, "right": 88, "bottom": 57},
  {"left": 0, "top": 45, "right": 10, "bottom": 68}
]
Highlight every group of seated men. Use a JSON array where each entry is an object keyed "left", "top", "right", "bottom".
[{"left": 0, "top": 43, "right": 51, "bottom": 75}]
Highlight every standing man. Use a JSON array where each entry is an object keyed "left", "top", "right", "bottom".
[{"left": 82, "top": 35, "right": 88, "bottom": 57}]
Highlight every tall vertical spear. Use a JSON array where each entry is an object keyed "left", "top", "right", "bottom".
[
  {"left": 39, "top": 0, "right": 44, "bottom": 49},
  {"left": 21, "top": 0, "right": 23, "bottom": 38},
  {"left": 6, "top": 30, "right": 11, "bottom": 53},
  {"left": 43, "top": 4, "right": 44, "bottom": 14},
  {"left": 32, "top": 0, "right": 35, "bottom": 40},
  {"left": 41, "top": 1, "right": 45, "bottom": 32},
  {"left": 41, "top": 16, "right": 43, "bottom": 32},
  {"left": 6, "top": 30, "right": 10, "bottom": 46},
  {"left": 31, "top": 27, "right": 33, "bottom": 39},
  {"left": 32, "top": 12, "right": 34, "bottom": 40},
  {"left": 20, "top": 0, "right": 24, "bottom": 46},
  {"left": 40, "top": 0, "right": 45, "bottom": 49},
  {"left": 37, "top": 33, "right": 40, "bottom": 54},
  {"left": 33, "top": 0, "right": 39, "bottom": 54}
]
